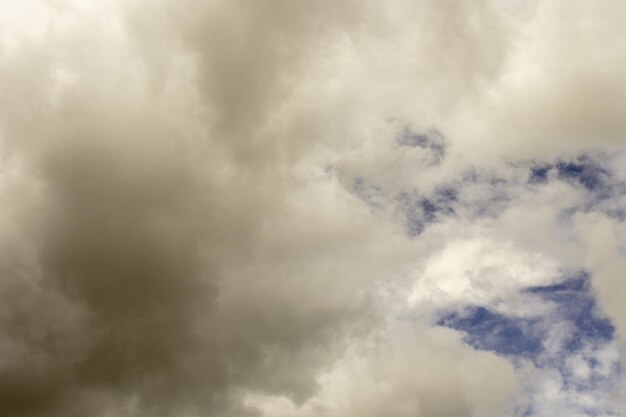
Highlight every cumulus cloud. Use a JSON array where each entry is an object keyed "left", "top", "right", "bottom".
[{"left": 1, "top": 1, "right": 626, "bottom": 416}]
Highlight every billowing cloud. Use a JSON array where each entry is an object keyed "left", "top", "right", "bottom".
[{"left": 1, "top": 1, "right": 626, "bottom": 416}]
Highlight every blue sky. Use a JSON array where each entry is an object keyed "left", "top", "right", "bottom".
[{"left": 437, "top": 273, "right": 621, "bottom": 416}]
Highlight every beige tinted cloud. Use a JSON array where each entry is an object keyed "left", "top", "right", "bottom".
[{"left": 1, "top": 0, "right": 625, "bottom": 416}]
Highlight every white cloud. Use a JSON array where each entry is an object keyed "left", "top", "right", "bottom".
[{"left": 409, "top": 232, "right": 559, "bottom": 309}]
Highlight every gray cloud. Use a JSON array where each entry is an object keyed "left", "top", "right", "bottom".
[{"left": 1, "top": 1, "right": 626, "bottom": 416}]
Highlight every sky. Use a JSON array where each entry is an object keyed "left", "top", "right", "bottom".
[{"left": 1, "top": 1, "right": 626, "bottom": 416}]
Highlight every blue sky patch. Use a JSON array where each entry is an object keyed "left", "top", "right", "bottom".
[
  {"left": 529, "top": 163, "right": 553, "bottom": 184},
  {"left": 396, "top": 127, "right": 446, "bottom": 163},
  {"left": 523, "top": 273, "right": 614, "bottom": 353},
  {"left": 555, "top": 156, "right": 609, "bottom": 192},
  {"left": 435, "top": 272, "right": 621, "bottom": 416},
  {"left": 437, "top": 306, "right": 544, "bottom": 357},
  {"left": 351, "top": 176, "right": 386, "bottom": 209},
  {"left": 398, "top": 186, "right": 457, "bottom": 236},
  {"left": 437, "top": 273, "right": 614, "bottom": 361}
]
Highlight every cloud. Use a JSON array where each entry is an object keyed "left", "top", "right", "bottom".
[
  {"left": 2, "top": 1, "right": 626, "bottom": 416},
  {"left": 244, "top": 325, "right": 518, "bottom": 417},
  {"left": 448, "top": 0, "right": 626, "bottom": 162}
]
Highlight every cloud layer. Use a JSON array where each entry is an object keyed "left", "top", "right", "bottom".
[{"left": 1, "top": 1, "right": 626, "bottom": 416}]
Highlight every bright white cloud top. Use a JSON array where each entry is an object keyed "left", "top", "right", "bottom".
[{"left": 1, "top": 1, "right": 626, "bottom": 416}]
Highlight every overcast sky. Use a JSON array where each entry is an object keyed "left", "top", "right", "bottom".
[{"left": 1, "top": 1, "right": 626, "bottom": 416}]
